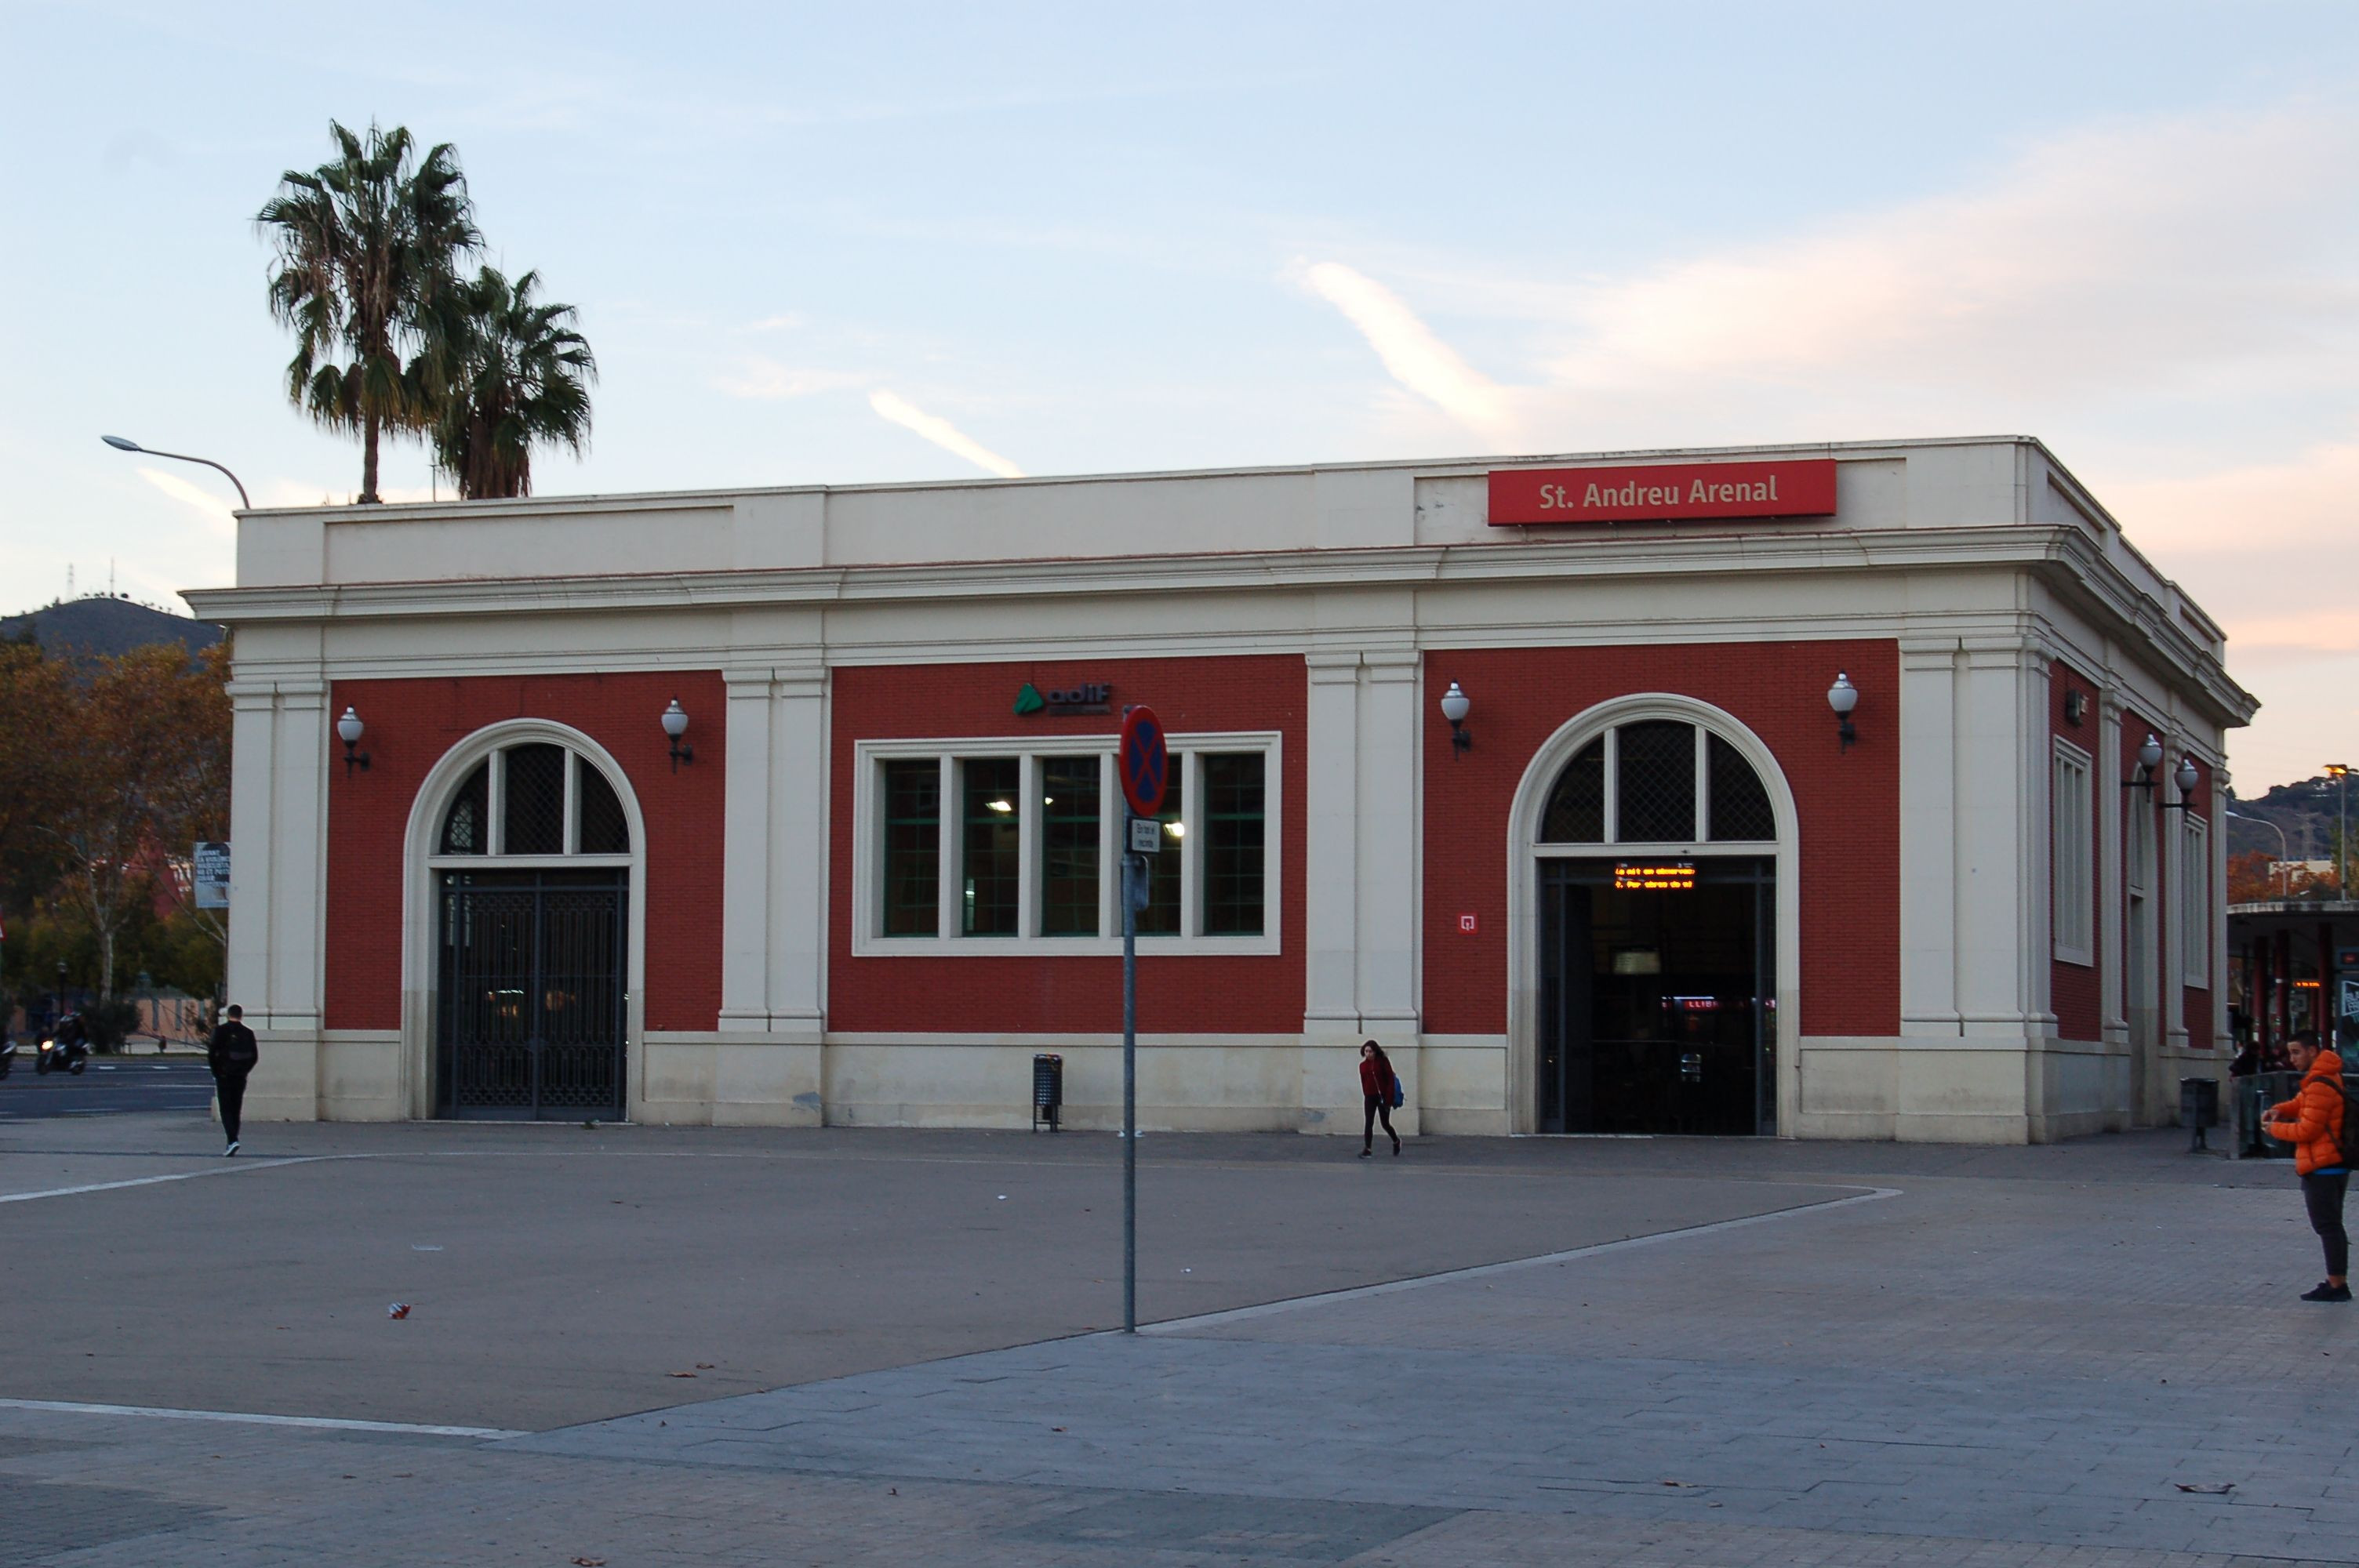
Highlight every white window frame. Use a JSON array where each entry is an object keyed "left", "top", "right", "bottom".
[
  {"left": 851, "top": 731, "right": 1282, "bottom": 956},
  {"left": 2181, "top": 815, "right": 2210, "bottom": 986},
  {"left": 2051, "top": 740, "right": 2094, "bottom": 966}
]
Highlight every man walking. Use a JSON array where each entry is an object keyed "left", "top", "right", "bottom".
[
  {"left": 2264, "top": 1028, "right": 2350, "bottom": 1302},
  {"left": 206, "top": 1004, "right": 259, "bottom": 1157}
]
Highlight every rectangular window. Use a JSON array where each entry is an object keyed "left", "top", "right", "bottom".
[
  {"left": 1038, "top": 757, "right": 1101, "bottom": 936},
  {"left": 859, "top": 734, "right": 1278, "bottom": 953},
  {"left": 2052, "top": 742, "right": 2092, "bottom": 965},
  {"left": 961, "top": 758, "right": 1021, "bottom": 936},
  {"left": 2183, "top": 818, "right": 2210, "bottom": 985},
  {"left": 1136, "top": 764, "right": 1184, "bottom": 936},
  {"left": 881, "top": 760, "right": 940, "bottom": 936},
  {"left": 1201, "top": 753, "right": 1266, "bottom": 935}
]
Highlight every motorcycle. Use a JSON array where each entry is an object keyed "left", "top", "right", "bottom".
[
  {"left": 0, "top": 1034, "right": 15, "bottom": 1078},
  {"left": 35, "top": 1029, "right": 88, "bottom": 1076}
]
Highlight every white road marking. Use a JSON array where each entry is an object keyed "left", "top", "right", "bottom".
[
  {"left": 0, "top": 1159, "right": 323, "bottom": 1203},
  {"left": 0, "top": 1397, "right": 520, "bottom": 1439},
  {"left": 1140, "top": 1184, "right": 1904, "bottom": 1334}
]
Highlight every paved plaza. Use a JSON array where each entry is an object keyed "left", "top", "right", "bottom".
[{"left": 1, "top": 1112, "right": 2353, "bottom": 1566}]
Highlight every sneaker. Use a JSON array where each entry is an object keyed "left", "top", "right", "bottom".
[
  {"left": 224, "top": 1141, "right": 239, "bottom": 1158},
  {"left": 1358, "top": 1147, "right": 1372, "bottom": 1158},
  {"left": 2299, "top": 1282, "right": 2351, "bottom": 1302}
]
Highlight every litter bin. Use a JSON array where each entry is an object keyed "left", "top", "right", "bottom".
[
  {"left": 1032, "top": 1053, "right": 1063, "bottom": 1133},
  {"left": 2179, "top": 1075, "right": 2219, "bottom": 1151}
]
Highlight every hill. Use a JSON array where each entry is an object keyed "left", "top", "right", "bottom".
[
  {"left": 1, "top": 595, "right": 224, "bottom": 660},
  {"left": 2225, "top": 773, "right": 2359, "bottom": 864}
]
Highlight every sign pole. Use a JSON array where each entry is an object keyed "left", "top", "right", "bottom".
[
  {"left": 1121, "top": 816, "right": 1138, "bottom": 1334},
  {"left": 1114, "top": 703, "right": 1166, "bottom": 1338}
]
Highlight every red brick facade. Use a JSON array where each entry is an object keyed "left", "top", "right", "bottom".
[
  {"left": 1420, "top": 640, "right": 1901, "bottom": 1038},
  {"left": 322, "top": 671, "right": 727, "bottom": 1033},
  {"left": 825, "top": 657, "right": 1308, "bottom": 1034}
]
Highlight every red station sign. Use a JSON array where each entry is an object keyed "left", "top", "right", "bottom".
[{"left": 1488, "top": 458, "right": 1837, "bottom": 527}]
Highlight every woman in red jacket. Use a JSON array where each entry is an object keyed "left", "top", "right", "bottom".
[
  {"left": 1358, "top": 1040, "right": 1401, "bottom": 1158},
  {"left": 2264, "top": 1029, "right": 2350, "bottom": 1302}
]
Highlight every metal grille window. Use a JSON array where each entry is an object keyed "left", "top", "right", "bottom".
[
  {"left": 1616, "top": 721, "right": 1696, "bottom": 843},
  {"left": 1038, "top": 757, "right": 1101, "bottom": 936},
  {"left": 576, "top": 757, "right": 631, "bottom": 855},
  {"left": 962, "top": 758, "right": 1021, "bottom": 936},
  {"left": 503, "top": 743, "right": 568, "bottom": 855},
  {"left": 881, "top": 760, "right": 941, "bottom": 936},
  {"left": 1707, "top": 734, "right": 1775, "bottom": 842},
  {"left": 440, "top": 762, "right": 490, "bottom": 855},
  {"left": 1541, "top": 739, "right": 1605, "bottom": 842},
  {"left": 1201, "top": 753, "right": 1265, "bottom": 935},
  {"left": 1137, "top": 764, "right": 1184, "bottom": 936}
]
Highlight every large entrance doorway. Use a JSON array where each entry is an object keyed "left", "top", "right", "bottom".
[
  {"left": 436, "top": 869, "right": 629, "bottom": 1120},
  {"left": 1537, "top": 858, "right": 1774, "bottom": 1134}
]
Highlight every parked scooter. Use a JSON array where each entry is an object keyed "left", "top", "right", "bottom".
[{"left": 36, "top": 1013, "right": 89, "bottom": 1076}]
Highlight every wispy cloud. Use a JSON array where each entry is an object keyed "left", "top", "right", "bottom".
[
  {"left": 136, "top": 467, "right": 236, "bottom": 532},
  {"left": 715, "top": 358, "right": 867, "bottom": 399},
  {"left": 869, "top": 390, "right": 1024, "bottom": 478},
  {"left": 1292, "top": 260, "right": 1520, "bottom": 448}
]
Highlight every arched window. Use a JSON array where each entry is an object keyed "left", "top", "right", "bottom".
[
  {"left": 438, "top": 742, "right": 632, "bottom": 857},
  {"left": 1539, "top": 721, "right": 1774, "bottom": 844}
]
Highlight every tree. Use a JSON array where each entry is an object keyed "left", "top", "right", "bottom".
[
  {"left": 140, "top": 642, "right": 234, "bottom": 972},
  {"left": 0, "top": 637, "right": 75, "bottom": 913},
  {"left": 416, "top": 266, "right": 596, "bottom": 499},
  {"left": 258, "top": 122, "right": 481, "bottom": 503},
  {"left": 39, "top": 646, "right": 231, "bottom": 1004}
]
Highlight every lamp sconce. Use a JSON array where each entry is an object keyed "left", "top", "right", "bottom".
[
  {"left": 2123, "top": 732, "right": 2164, "bottom": 793},
  {"left": 1439, "top": 681, "right": 1472, "bottom": 758},
  {"left": 2062, "top": 689, "right": 2088, "bottom": 726},
  {"left": 1826, "top": 673, "right": 1859, "bottom": 750},
  {"left": 661, "top": 699, "right": 693, "bottom": 771},
  {"left": 2163, "top": 754, "right": 2202, "bottom": 812},
  {"left": 335, "top": 706, "right": 370, "bottom": 775}
]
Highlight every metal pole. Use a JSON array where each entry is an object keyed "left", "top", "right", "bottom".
[{"left": 1121, "top": 823, "right": 1138, "bottom": 1334}]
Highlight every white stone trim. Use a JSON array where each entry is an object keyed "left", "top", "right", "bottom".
[{"left": 1503, "top": 694, "right": 1802, "bottom": 1136}]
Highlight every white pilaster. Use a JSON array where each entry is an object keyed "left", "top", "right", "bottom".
[
  {"left": 1303, "top": 651, "right": 1361, "bottom": 1039},
  {"left": 718, "top": 668, "right": 775, "bottom": 1029},
  {"left": 1898, "top": 641, "right": 1961, "bottom": 1036}
]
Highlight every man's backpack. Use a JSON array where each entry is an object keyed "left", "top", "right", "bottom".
[{"left": 2338, "top": 1076, "right": 2359, "bottom": 1168}]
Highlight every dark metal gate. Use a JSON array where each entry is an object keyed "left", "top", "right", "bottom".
[{"left": 437, "top": 869, "right": 628, "bottom": 1120}]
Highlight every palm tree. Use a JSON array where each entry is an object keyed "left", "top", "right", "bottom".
[
  {"left": 415, "top": 267, "right": 596, "bottom": 499},
  {"left": 257, "top": 122, "right": 480, "bottom": 503}
]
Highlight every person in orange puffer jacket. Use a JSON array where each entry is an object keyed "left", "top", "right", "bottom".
[{"left": 2263, "top": 1029, "right": 2349, "bottom": 1302}]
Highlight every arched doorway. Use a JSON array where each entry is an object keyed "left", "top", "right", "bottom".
[
  {"left": 1508, "top": 698, "right": 1799, "bottom": 1136},
  {"left": 405, "top": 724, "right": 645, "bottom": 1121}
]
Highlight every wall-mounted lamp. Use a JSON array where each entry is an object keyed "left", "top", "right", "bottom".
[
  {"left": 1826, "top": 673, "right": 1859, "bottom": 750},
  {"left": 2123, "top": 732, "right": 2165, "bottom": 793},
  {"left": 335, "top": 706, "right": 370, "bottom": 775},
  {"left": 2164, "top": 754, "right": 2202, "bottom": 812},
  {"left": 1439, "top": 681, "right": 1472, "bottom": 757},
  {"left": 2063, "top": 689, "right": 2088, "bottom": 726},
  {"left": 662, "top": 698, "right": 693, "bottom": 771}
]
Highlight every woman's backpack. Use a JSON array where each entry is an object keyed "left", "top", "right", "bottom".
[{"left": 1390, "top": 1071, "right": 1405, "bottom": 1110}]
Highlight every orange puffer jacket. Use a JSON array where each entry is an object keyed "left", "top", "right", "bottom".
[{"left": 2265, "top": 1050, "right": 2349, "bottom": 1176}]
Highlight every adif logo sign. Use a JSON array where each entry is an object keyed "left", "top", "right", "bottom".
[{"left": 1014, "top": 681, "right": 1112, "bottom": 716}]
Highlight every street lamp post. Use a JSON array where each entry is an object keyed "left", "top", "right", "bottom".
[
  {"left": 2227, "top": 809, "right": 2290, "bottom": 898},
  {"left": 100, "top": 436, "right": 252, "bottom": 510}
]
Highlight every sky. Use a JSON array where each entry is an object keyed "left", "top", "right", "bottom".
[{"left": 2, "top": 0, "right": 2354, "bottom": 789}]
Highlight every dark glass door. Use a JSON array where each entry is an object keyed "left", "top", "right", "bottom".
[
  {"left": 1536, "top": 858, "right": 1773, "bottom": 1134},
  {"left": 438, "top": 870, "right": 628, "bottom": 1120}
]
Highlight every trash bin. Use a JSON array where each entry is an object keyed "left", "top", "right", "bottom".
[
  {"left": 1032, "top": 1053, "right": 1063, "bottom": 1133},
  {"left": 2179, "top": 1075, "right": 2219, "bottom": 1151}
]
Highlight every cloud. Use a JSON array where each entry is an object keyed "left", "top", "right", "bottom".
[
  {"left": 715, "top": 358, "right": 867, "bottom": 400},
  {"left": 745, "top": 314, "right": 805, "bottom": 332},
  {"left": 868, "top": 390, "right": 1024, "bottom": 478},
  {"left": 136, "top": 467, "right": 236, "bottom": 532},
  {"left": 1293, "top": 260, "right": 1521, "bottom": 448}
]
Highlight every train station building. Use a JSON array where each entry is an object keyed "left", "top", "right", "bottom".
[{"left": 185, "top": 436, "right": 2255, "bottom": 1142}]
